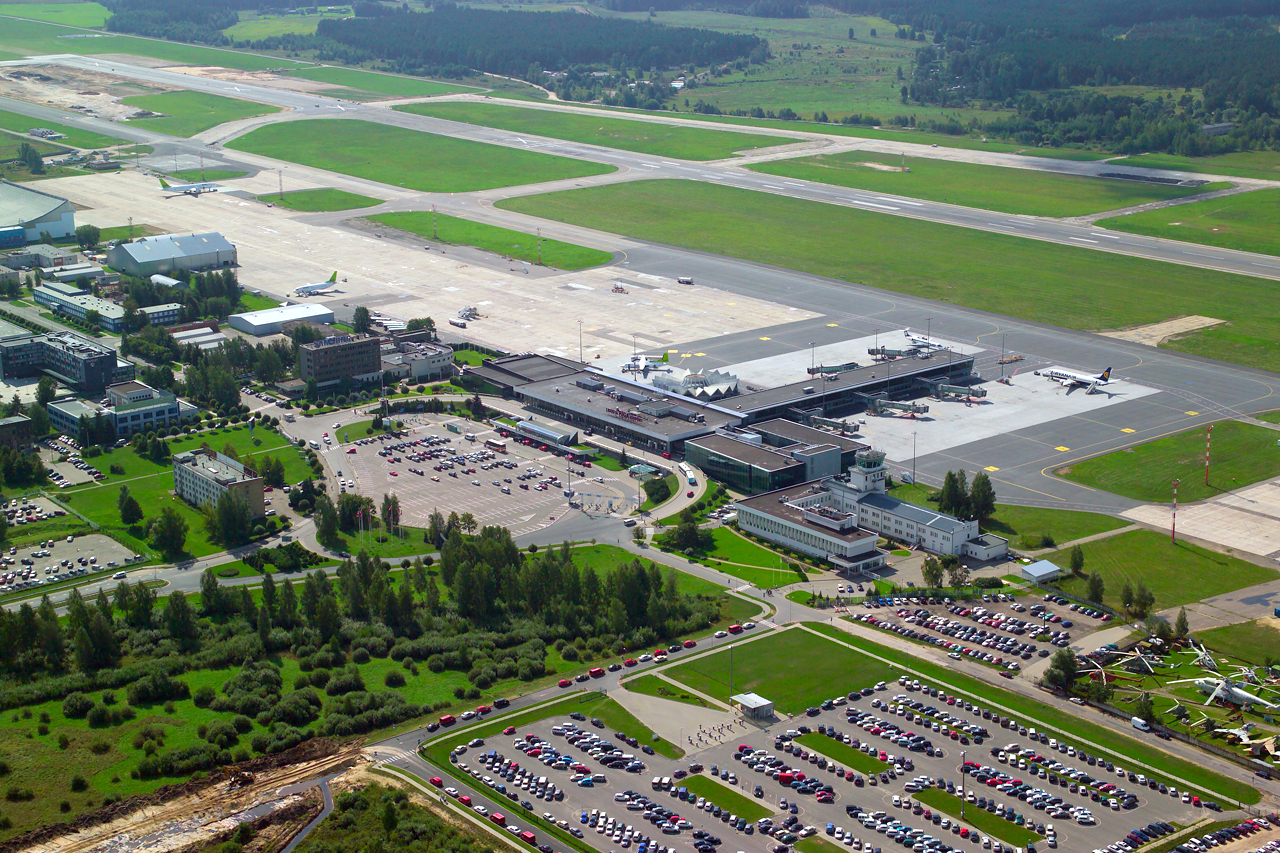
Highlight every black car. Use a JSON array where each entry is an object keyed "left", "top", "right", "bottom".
[{"left": 494, "top": 698, "right": 510, "bottom": 708}]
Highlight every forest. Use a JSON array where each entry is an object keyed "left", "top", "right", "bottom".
[{"left": 314, "top": 5, "right": 766, "bottom": 77}]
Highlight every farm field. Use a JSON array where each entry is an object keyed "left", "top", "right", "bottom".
[
  {"left": 398, "top": 101, "right": 791, "bottom": 160},
  {"left": 498, "top": 179, "right": 1280, "bottom": 374},
  {"left": 0, "top": 1, "right": 107, "bottom": 26},
  {"left": 368, "top": 210, "right": 613, "bottom": 270},
  {"left": 1059, "top": 421, "right": 1280, "bottom": 503},
  {"left": 0, "top": 107, "right": 119, "bottom": 150},
  {"left": 664, "top": 628, "right": 899, "bottom": 714},
  {"left": 1099, "top": 188, "right": 1280, "bottom": 258},
  {"left": 750, "top": 150, "right": 1226, "bottom": 217},
  {"left": 1114, "top": 150, "right": 1280, "bottom": 182},
  {"left": 1050, "top": 529, "right": 1276, "bottom": 612},
  {"left": 267, "top": 188, "right": 382, "bottom": 212},
  {"left": 286, "top": 66, "right": 475, "bottom": 99},
  {"left": 121, "top": 91, "right": 281, "bottom": 138},
  {"left": 228, "top": 120, "right": 613, "bottom": 193}
]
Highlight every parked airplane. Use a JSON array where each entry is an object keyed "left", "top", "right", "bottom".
[
  {"left": 902, "top": 328, "right": 947, "bottom": 351},
  {"left": 1034, "top": 366, "right": 1113, "bottom": 393},
  {"left": 295, "top": 272, "right": 340, "bottom": 296},
  {"left": 158, "top": 177, "right": 220, "bottom": 197},
  {"left": 1169, "top": 676, "right": 1280, "bottom": 711}
]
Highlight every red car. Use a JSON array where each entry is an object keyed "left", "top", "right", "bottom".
[
  {"left": 686, "top": 490, "right": 694, "bottom": 498},
  {"left": 459, "top": 795, "right": 472, "bottom": 806},
  {"left": 477, "top": 705, "right": 492, "bottom": 715},
  {"left": 624, "top": 658, "right": 637, "bottom": 667},
  {"left": 589, "top": 667, "right": 605, "bottom": 678},
  {"left": 429, "top": 777, "right": 443, "bottom": 787},
  {"left": 558, "top": 679, "right": 572, "bottom": 688},
  {"left": 728, "top": 624, "right": 743, "bottom": 634},
  {"left": 683, "top": 640, "right": 696, "bottom": 648},
  {"left": 503, "top": 726, "right": 517, "bottom": 735},
  {"left": 346, "top": 447, "right": 357, "bottom": 454}
]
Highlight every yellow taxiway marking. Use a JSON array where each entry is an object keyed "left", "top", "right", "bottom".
[
  {"left": 760, "top": 336, "right": 771, "bottom": 341},
  {"left": 984, "top": 466, "right": 1000, "bottom": 472},
  {"left": 1121, "top": 428, "right": 1135, "bottom": 433},
  {"left": 694, "top": 352, "right": 706, "bottom": 357},
  {"left": 668, "top": 349, "right": 680, "bottom": 353},
  {"left": 1186, "top": 410, "right": 1199, "bottom": 415},
  {"left": 827, "top": 323, "right": 838, "bottom": 327},
  {"left": 1055, "top": 446, "right": 1070, "bottom": 452}
]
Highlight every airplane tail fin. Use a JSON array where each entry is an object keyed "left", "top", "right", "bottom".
[
  {"left": 327, "top": 271, "right": 338, "bottom": 283},
  {"left": 158, "top": 178, "right": 171, "bottom": 189},
  {"left": 1099, "top": 367, "right": 1112, "bottom": 382},
  {"left": 661, "top": 352, "right": 669, "bottom": 363}
]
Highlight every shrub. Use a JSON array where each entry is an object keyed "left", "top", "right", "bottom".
[
  {"left": 5, "top": 787, "right": 33, "bottom": 802},
  {"left": 62, "top": 692, "right": 94, "bottom": 718},
  {"left": 60, "top": 800, "right": 71, "bottom": 812},
  {"left": 352, "top": 647, "right": 371, "bottom": 664},
  {"left": 90, "top": 741, "right": 111, "bottom": 754},
  {"left": 193, "top": 685, "right": 216, "bottom": 708},
  {"left": 70, "top": 775, "right": 88, "bottom": 792},
  {"left": 58, "top": 733, "right": 69, "bottom": 750},
  {"left": 384, "top": 670, "right": 406, "bottom": 688},
  {"left": 37, "top": 723, "right": 48, "bottom": 736}
]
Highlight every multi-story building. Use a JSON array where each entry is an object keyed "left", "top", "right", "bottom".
[
  {"left": 47, "top": 380, "right": 198, "bottom": 439},
  {"left": 380, "top": 340, "right": 454, "bottom": 383},
  {"left": 0, "top": 414, "right": 32, "bottom": 450},
  {"left": 298, "top": 334, "right": 382, "bottom": 386},
  {"left": 0, "top": 331, "right": 117, "bottom": 395},
  {"left": 173, "top": 447, "right": 265, "bottom": 518}
]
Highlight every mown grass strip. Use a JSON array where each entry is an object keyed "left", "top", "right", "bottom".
[{"left": 911, "top": 788, "right": 1042, "bottom": 847}]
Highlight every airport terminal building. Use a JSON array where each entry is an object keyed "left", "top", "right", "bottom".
[{"left": 685, "top": 420, "right": 865, "bottom": 495}]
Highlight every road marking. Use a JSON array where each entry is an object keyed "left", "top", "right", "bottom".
[
  {"left": 759, "top": 336, "right": 771, "bottom": 341},
  {"left": 878, "top": 197, "right": 922, "bottom": 206},
  {"left": 851, "top": 200, "right": 899, "bottom": 211},
  {"left": 1121, "top": 428, "right": 1135, "bottom": 433},
  {"left": 827, "top": 323, "right": 838, "bottom": 327},
  {"left": 784, "top": 181, "right": 805, "bottom": 187},
  {"left": 1093, "top": 233, "right": 1121, "bottom": 240},
  {"left": 763, "top": 184, "right": 786, "bottom": 190},
  {"left": 661, "top": 161, "right": 680, "bottom": 166},
  {"left": 1252, "top": 262, "right": 1280, "bottom": 269},
  {"left": 1183, "top": 251, "right": 1225, "bottom": 259},
  {"left": 1186, "top": 410, "right": 1199, "bottom": 415},
  {"left": 1069, "top": 237, "right": 1098, "bottom": 244},
  {"left": 1054, "top": 446, "right": 1070, "bottom": 452},
  {"left": 694, "top": 352, "right": 706, "bottom": 357},
  {"left": 984, "top": 466, "right": 1000, "bottom": 472}
]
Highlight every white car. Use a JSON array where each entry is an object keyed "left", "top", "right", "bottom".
[
  {"left": 333, "top": 423, "right": 341, "bottom": 429},
  {"left": 714, "top": 630, "right": 728, "bottom": 638}
]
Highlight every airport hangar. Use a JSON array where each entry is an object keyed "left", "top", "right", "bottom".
[{"left": 466, "top": 349, "right": 974, "bottom": 458}]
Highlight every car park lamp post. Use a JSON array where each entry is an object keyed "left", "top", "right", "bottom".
[
  {"left": 1171, "top": 478, "right": 1181, "bottom": 543},
  {"left": 959, "top": 749, "right": 966, "bottom": 819}
]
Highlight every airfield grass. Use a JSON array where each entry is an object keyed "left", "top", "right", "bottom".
[
  {"left": 0, "top": 107, "right": 119, "bottom": 149},
  {"left": 498, "top": 179, "right": 1280, "bottom": 374},
  {"left": 680, "top": 775, "right": 771, "bottom": 822},
  {"left": 121, "top": 91, "right": 281, "bottom": 138},
  {"left": 750, "top": 150, "right": 1225, "bottom": 217},
  {"left": 97, "top": 223, "right": 160, "bottom": 242},
  {"left": 0, "top": 1, "right": 107, "bottom": 26},
  {"left": 265, "top": 188, "right": 381, "bottom": 212},
  {"left": 1198, "top": 620, "right": 1280, "bottom": 667},
  {"left": 287, "top": 66, "right": 474, "bottom": 99},
  {"left": 170, "top": 169, "right": 245, "bottom": 183},
  {"left": 0, "top": 132, "right": 62, "bottom": 161},
  {"left": 1115, "top": 150, "right": 1280, "bottom": 182},
  {"left": 368, "top": 210, "right": 613, "bottom": 270},
  {"left": 1099, "top": 188, "right": 1280, "bottom": 257},
  {"left": 911, "top": 788, "right": 1042, "bottom": 847},
  {"left": 228, "top": 120, "right": 613, "bottom": 193},
  {"left": 224, "top": 11, "right": 348, "bottom": 41},
  {"left": 794, "top": 733, "right": 888, "bottom": 776},
  {"left": 1049, "top": 530, "right": 1276, "bottom": 612},
  {"left": 1059, "top": 421, "right": 1280, "bottom": 503},
  {"left": 623, "top": 673, "right": 709, "bottom": 707},
  {"left": 398, "top": 101, "right": 790, "bottom": 161},
  {"left": 803, "top": 623, "right": 1259, "bottom": 804},
  {"left": 237, "top": 291, "right": 280, "bottom": 311},
  {"left": 1258, "top": 411, "right": 1280, "bottom": 425},
  {"left": 664, "top": 628, "right": 900, "bottom": 714}
]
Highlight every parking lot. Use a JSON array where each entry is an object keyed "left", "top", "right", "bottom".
[
  {"left": 0, "top": 532, "right": 139, "bottom": 593},
  {"left": 316, "top": 415, "right": 634, "bottom": 539}
]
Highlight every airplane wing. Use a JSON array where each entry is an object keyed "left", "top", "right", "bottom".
[{"left": 1205, "top": 681, "right": 1230, "bottom": 705}]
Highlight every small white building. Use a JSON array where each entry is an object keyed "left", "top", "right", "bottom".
[{"left": 1021, "top": 559, "right": 1062, "bottom": 584}]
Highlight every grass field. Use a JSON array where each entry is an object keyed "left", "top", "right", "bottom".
[
  {"left": 750, "top": 150, "right": 1225, "bottom": 217},
  {"left": 97, "top": 223, "right": 159, "bottom": 242},
  {"left": 121, "top": 91, "right": 281, "bottom": 138},
  {"left": 680, "top": 774, "right": 771, "bottom": 821},
  {"left": 911, "top": 788, "right": 1042, "bottom": 847},
  {"left": 1259, "top": 411, "right": 1280, "bottom": 425},
  {"left": 398, "top": 101, "right": 790, "bottom": 161},
  {"left": 0, "top": 131, "right": 62, "bottom": 162},
  {"left": 794, "top": 733, "right": 888, "bottom": 776},
  {"left": 170, "top": 168, "right": 245, "bottom": 183},
  {"left": 0, "top": 107, "right": 119, "bottom": 149},
  {"left": 498, "top": 179, "right": 1280, "bottom": 374},
  {"left": 1099, "top": 188, "right": 1280, "bottom": 257},
  {"left": 1198, "top": 619, "right": 1280, "bottom": 666},
  {"left": 0, "top": 1, "right": 107, "bottom": 26},
  {"left": 237, "top": 291, "right": 280, "bottom": 311},
  {"left": 228, "top": 120, "right": 613, "bottom": 193},
  {"left": 265, "top": 188, "right": 382, "bottom": 212},
  {"left": 623, "top": 673, "right": 709, "bottom": 707},
  {"left": 1059, "top": 421, "right": 1280, "bottom": 503},
  {"left": 368, "top": 210, "right": 613, "bottom": 270},
  {"left": 706, "top": 527, "right": 788, "bottom": 569},
  {"left": 1114, "top": 150, "right": 1280, "bottom": 182},
  {"left": 1050, "top": 530, "right": 1276, "bottom": 612},
  {"left": 287, "top": 66, "right": 474, "bottom": 99},
  {"left": 804, "top": 624, "right": 1258, "bottom": 804},
  {"left": 224, "top": 11, "right": 347, "bottom": 40},
  {"left": 664, "top": 628, "right": 898, "bottom": 714}
]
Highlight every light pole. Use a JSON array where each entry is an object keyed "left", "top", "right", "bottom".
[
  {"left": 809, "top": 341, "right": 817, "bottom": 374},
  {"left": 578, "top": 320, "right": 584, "bottom": 363},
  {"left": 1204, "top": 424, "right": 1214, "bottom": 486},
  {"left": 960, "top": 749, "right": 966, "bottom": 819},
  {"left": 912, "top": 431, "right": 917, "bottom": 486},
  {"left": 1171, "top": 478, "right": 1181, "bottom": 543}
]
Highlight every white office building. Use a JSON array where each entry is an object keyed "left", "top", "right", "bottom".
[{"left": 172, "top": 447, "right": 265, "bottom": 518}]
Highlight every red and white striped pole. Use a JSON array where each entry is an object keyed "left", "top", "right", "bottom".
[
  {"left": 1171, "top": 478, "right": 1180, "bottom": 543},
  {"left": 1204, "top": 424, "right": 1214, "bottom": 486}
]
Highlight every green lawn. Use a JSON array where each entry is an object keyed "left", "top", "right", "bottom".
[
  {"left": 1049, "top": 529, "right": 1276, "bottom": 613},
  {"left": 1198, "top": 620, "right": 1280, "bottom": 666},
  {"left": 237, "top": 291, "right": 281, "bottom": 312},
  {"left": 623, "top": 673, "right": 709, "bottom": 707},
  {"left": 368, "top": 210, "right": 612, "bottom": 271},
  {"left": 1060, "top": 421, "right": 1280, "bottom": 503},
  {"left": 1114, "top": 150, "right": 1280, "bottom": 182},
  {"left": 750, "top": 150, "right": 1223, "bottom": 217},
  {"left": 680, "top": 774, "right": 772, "bottom": 821},
  {"left": 97, "top": 223, "right": 160, "bottom": 242},
  {"left": 911, "top": 788, "right": 1042, "bottom": 847},
  {"left": 288, "top": 66, "right": 474, "bottom": 99},
  {"left": 228, "top": 120, "right": 614, "bottom": 193},
  {"left": 641, "top": 474, "right": 679, "bottom": 512},
  {"left": 398, "top": 101, "right": 791, "bottom": 161},
  {"left": 794, "top": 733, "right": 888, "bottom": 776},
  {"left": 707, "top": 527, "right": 790, "bottom": 569},
  {"left": 0, "top": 131, "right": 62, "bottom": 161},
  {"left": 223, "top": 11, "right": 347, "bottom": 40},
  {"left": 498, "top": 179, "right": 1280, "bottom": 374},
  {"left": 265, "top": 188, "right": 382, "bottom": 212},
  {"left": 170, "top": 169, "right": 246, "bottom": 183},
  {"left": 0, "top": 107, "right": 121, "bottom": 150},
  {"left": 1258, "top": 411, "right": 1280, "bottom": 425},
  {"left": 664, "top": 628, "right": 899, "bottom": 714},
  {"left": 0, "top": 2, "right": 108, "bottom": 26},
  {"left": 121, "top": 91, "right": 281, "bottom": 138},
  {"left": 805, "top": 623, "right": 1258, "bottom": 805},
  {"left": 1099, "top": 188, "right": 1280, "bottom": 257}
]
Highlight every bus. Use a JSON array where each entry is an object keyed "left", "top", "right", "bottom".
[
  {"left": 485, "top": 438, "right": 507, "bottom": 453},
  {"left": 678, "top": 462, "right": 697, "bottom": 486}
]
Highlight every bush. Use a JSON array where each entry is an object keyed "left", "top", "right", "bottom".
[
  {"left": 70, "top": 775, "right": 88, "bottom": 792},
  {"left": 90, "top": 741, "right": 110, "bottom": 754},
  {"left": 62, "top": 692, "right": 94, "bottom": 718},
  {"left": 352, "top": 647, "right": 371, "bottom": 664},
  {"left": 193, "top": 685, "right": 216, "bottom": 708},
  {"left": 384, "top": 670, "right": 406, "bottom": 688}
]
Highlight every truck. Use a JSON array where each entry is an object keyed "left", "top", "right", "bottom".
[
  {"left": 448, "top": 318, "right": 467, "bottom": 328},
  {"left": 677, "top": 276, "right": 693, "bottom": 285}
]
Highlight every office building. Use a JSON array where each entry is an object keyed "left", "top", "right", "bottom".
[
  {"left": 298, "top": 334, "right": 381, "bottom": 386},
  {"left": 106, "top": 232, "right": 237, "bottom": 277},
  {"left": 380, "top": 340, "right": 454, "bottom": 382},
  {"left": 0, "top": 331, "right": 117, "bottom": 395},
  {"left": 228, "top": 303, "right": 334, "bottom": 336},
  {"left": 0, "top": 414, "right": 32, "bottom": 450},
  {"left": 47, "top": 380, "right": 197, "bottom": 438},
  {"left": 0, "top": 180, "right": 75, "bottom": 244},
  {"left": 686, "top": 420, "right": 865, "bottom": 495},
  {"left": 172, "top": 447, "right": 264, "bottom": 518}
]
